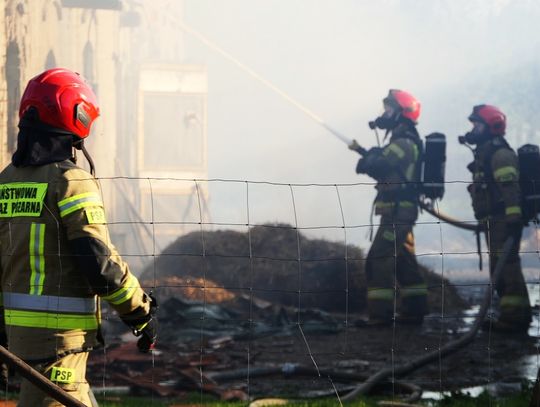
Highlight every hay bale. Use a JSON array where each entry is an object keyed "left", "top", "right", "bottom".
[{"left": 141, "top": 224, "right": 465, "bottom": 313}]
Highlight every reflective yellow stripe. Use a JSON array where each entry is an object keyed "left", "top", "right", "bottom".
[
  {"left": 384, "top": 144, "right": 406, "bottom": 159},
  {"left": 382, "top": 230, "right": 395, "bottom": 241},
  {"left": 4, "top": 309, "right": 98, "bottom": 330},
  {"left": 368, "top": 288, "right": 394, "bottom": 301},
  {"left": 58, "top": 192, "right": 102, "bottom": 217},
  {"left": 376, "top": 202, "right": 394, "bottom": 208},
  {"left": 500, "top": 295, "right": 529, "bottom": 308},
  {"left": 375, "top": 201, "right": 415, "bottom": 209},
  {"left": 505, "top": 206, "right": 522, "bottom": 216},
  {"left": 29, "top": 223, "right": 46, "bottom": 296},
  {"left": 493, "top": 166, "right": 518, "bottom": 182},
  {"left": 135, "top": 321, "right": 149, "bottom": 331},
  {"left": 102, "top": 273, "right": 139, "bottom": 305},
  {"left": 0, "top": 182, "right": 48, "bottom": 218},
  {"left": 401, "top": 284, "right": 428, "bottom": 297}
]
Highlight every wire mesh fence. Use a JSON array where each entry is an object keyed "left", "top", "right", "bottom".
[{"left": 2, "top": 175, "right": 539, "bottom": 405}]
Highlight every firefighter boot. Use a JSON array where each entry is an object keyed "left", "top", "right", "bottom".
[
  {"left": 356, "top": 297, "right": 394, "bottom": 327},
  {"left": 398, "top": 290, "right": 428, "bottom": 325}
]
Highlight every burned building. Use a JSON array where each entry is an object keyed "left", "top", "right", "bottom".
[{"left": 0, "top": 0, "right": 208, "bottom": 273}]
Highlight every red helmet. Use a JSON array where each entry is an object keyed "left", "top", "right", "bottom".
[
  {"left": 468, "top": 105, "right": 506, "bottom": 136},
  {"left": 384, "top": 89, "right": 421, "bottom": 122},
  {"left": 19, "top": 68, "right": 100, "bottom": 139}
]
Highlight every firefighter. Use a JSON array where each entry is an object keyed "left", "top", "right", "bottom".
[
  {"left": 0, "top": 68, "right": 157, "bottom": 406},
  {"left": 461, "top": 104, "right": 531, "bottom": 333},
  {"left": 349, "top": 89, "right": 428, "bottom": 325}
]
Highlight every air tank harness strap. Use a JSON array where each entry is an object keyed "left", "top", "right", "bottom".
[
  {"left": 369, "top": 198, "right": 375, "bottom": 241},
  {"left": 476, "top": 223, "right": 483, "bottom": 271}
]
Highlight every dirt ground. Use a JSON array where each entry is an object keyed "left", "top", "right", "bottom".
[
  {"left": 204, "top": 311, "right": 539, "bottom": 399},
  {"left": 86, "top": 302, "right": 539, "bottom": 402}
]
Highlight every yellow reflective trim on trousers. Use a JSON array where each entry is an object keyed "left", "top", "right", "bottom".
[
  {"left": 29, "top": 223, "right": 46, "bottom": 296},
  {"left": 367, "top": 288, "right": 394, "bottom": 301},
  {"left": 376, "top": 202, "right": 394, "bottom": 208},
  {"left": 384, "top": 144, "right": 406, "bottom": 159},
  {"left": 382, "top": 230, "right": 395, "bottom": 241},
  {"left": 401, "top": 284, "right": 428, "bottom": 297},
  {"left": 493, "top": 166, "right": 518, "bottom": 182},
  {"left": 102, "top": 273, "right": 139, "bottom": 305},
  {"left": 375, "top": 201, "right": 415, "bottom": 209},
  {"left": 4, "top": 309, "right": 98, "bottom": 330},
  {"left": 58, "top": 192, "right": 103, "bottom": 218},
  {"left": 505, "top": 206, "right": 522, "bottom": 216},
  {"left": 500, "top": 295, "right": 530, "bottom": 308}
]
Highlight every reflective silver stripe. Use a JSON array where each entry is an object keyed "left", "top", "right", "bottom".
[{"left": 2, "top": 292, "right": 96, "bottom": 314}]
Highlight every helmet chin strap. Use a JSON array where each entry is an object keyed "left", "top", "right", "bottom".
[
  {"left": 81, "top": 142, "right": 96, "bottom": 177},
  {"left": 73, "top": 139, "right": 96, "bottom": 176}
]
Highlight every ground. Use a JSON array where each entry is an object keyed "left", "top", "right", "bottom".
[{"left": 87, "top": 302, "right": 539, "bottom": 403}]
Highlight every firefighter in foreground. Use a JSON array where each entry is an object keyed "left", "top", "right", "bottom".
[
  {"left": 349, "top": 89, "right": 428, "bottom": 326},
  {"left": 460, "top": 104, "right": 531, "bottom": 333},
  {"left": 0, "top": 68, "right": 157, "bottom": 405}
]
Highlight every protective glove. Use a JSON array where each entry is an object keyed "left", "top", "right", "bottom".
[
  {"left": 348, "top": 139, "right": 360, "bottom": 151},
  {"left": 136, "top": 317, "right": 157, "bottom": 353},
  {"left": 356, "top": 147, "right": 383, "bottom": 176},
  {"left": 135, "top": 293, "right": 158, "bottom": 353},
  {"left": 122, "top": 293, "right": 158, "bottom": 353}
]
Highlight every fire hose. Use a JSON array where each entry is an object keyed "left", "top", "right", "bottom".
[
  {"left": 341, "top": 235, "right": 515, "bottom": 401},
  {"left": 419, "top": 199, "right": 486, "bottom": 269},
  {"left": 419, "top": 199, "right": 485, "bottom": 232},
  {"left": 0, "top": 345, "right": 87, "bottom": 407},
  {"left": 208, "top": 364, "right": 422, "bottom": 402}
]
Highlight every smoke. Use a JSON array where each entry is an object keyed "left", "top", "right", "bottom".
[
  {"left": 130, "top": 0, "right": 540, "bottom": 274},
  {"left": 183, "top": 0, "right": 540, "bottom": 182}
]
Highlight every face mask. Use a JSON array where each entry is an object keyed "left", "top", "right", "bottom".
[
  {"left": 369, "top": 103, "right": 400, "bottom": 130},
  {"left": 461, "top": 121, "right": 492, "bottom": 145},
  {"left": 371, "top": 115, "right": 395, "bottom": 130},
  {"left": 458, "top": 131, "right": 490, "bottom": 145}
]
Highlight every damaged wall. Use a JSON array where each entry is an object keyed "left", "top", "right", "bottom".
[{"left": 0, "top": 0, "right": 208, "bottom": 273}]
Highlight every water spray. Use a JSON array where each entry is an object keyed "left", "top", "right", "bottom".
[{"left": 177, "top": 20, "right": 353, "bottom": 147}]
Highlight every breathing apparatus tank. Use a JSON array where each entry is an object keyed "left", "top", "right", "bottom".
[
  {"left": 421, "top": 132, "right": 446, "bottom": 201},
  {"left": 518, "top": 144, "right": 540, "bottom": 222}
]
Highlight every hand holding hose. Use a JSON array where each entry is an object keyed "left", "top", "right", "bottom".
[{"left": 348, "top": 139, "right": 368, "bottom": 155}]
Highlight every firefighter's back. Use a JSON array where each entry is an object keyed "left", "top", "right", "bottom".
[{"left": 0, "top": 160, "right": 99, "bottom": 361}]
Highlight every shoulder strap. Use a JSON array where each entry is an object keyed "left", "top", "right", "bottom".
[
  {"left": 402, "top": 128, "right": 424, "bottom": 182},
  {"left": 481, "top": 137, "right": 511, "bottom": 182},
  {"left": 387, "top": 128, "right": 423, "bottom": 193}
]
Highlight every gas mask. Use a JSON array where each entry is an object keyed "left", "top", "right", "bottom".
[
  {"left": 368, "top": 104, "right": 399, "bottom": 130},
  {"left": 458, "top": 121, "right": 490, "bottom": 145}
]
